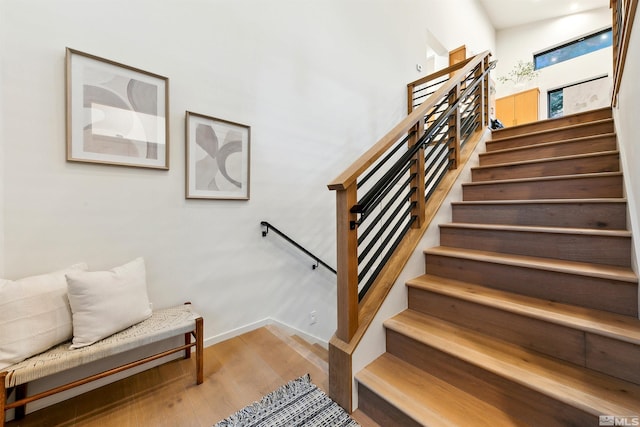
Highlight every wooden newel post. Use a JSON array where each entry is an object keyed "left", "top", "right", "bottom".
[
  {"left": 1, "top": 371, "right": 6, "bottom": 424},
  {"left": 448, "top": 84, "right": 461, "bottom": 170},
  {"left": 482, "top": 56, "right": 490, "bottom": 128},
  {"left": 335, "top": 184, "right": 359, "bottom": 342},
  {"left": 409, "top": 119, "right": 426, "bottom": 228},
  {"left": 407, "top": 83, "right": 415, "bottom": 114}
]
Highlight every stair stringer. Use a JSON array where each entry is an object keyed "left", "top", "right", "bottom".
[{"left": 349, "top": 132, "right": 490, "bottom": 411}]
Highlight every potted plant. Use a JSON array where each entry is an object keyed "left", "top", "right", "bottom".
[{"left": 497, "top": 60, "right": 539, "bottom": 87}]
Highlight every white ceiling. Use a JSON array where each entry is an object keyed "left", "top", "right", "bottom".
[{"left": 477, "top": 0, "right": 610, "bottom": 30}]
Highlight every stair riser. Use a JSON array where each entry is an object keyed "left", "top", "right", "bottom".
[
  {"left": 480, "top": 135, "right": 617, "bottom": 166},
  {"left": 385, "top": 329, "right": 595, "bottom": 427},
  {"left": 472, "top": 153, "right": 620, "bottom": 181},
  {"left": 451, "top": 202, "right": 627, "bottom": 229},
  {"left": 492, "top": 108, "right": 613, "bottom": 139},
  {"left": 586, "top": 335, "right": 640, "bottom": 385},
  {"left": 439, "top": 227, "right": 631, "bottom": 267},
  {"left": 486, "top": 121, "right": 614, "bottom": 152},
  {"left": 462, "top": 175, "right": 623, "bottom": 201},
  {"left": 424, "top": 253, "right": 638, "bottom": 316},
  {"left": 357, "top": 384, "right": 422, "bottom": 427},
  {"left": 408, "top": 287, "right": 585, "bottom": 365},
  {"left": 408, "top": 288, "right": 640, "bottom": 384}
]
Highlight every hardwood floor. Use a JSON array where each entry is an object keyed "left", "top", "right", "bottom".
[{"left": 6, "top": 326, "right": 378, "bottom": 427}]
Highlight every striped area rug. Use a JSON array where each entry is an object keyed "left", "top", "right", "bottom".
[{"left": 213, "top": 374, "right": 360, "bottom": 427}]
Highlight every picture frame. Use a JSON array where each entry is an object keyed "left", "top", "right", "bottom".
[
  {"left": 185, "top": 111, "right": 251, "bottom": 200},
  {"left": 66, "top": 48, "right": 169, "bottom": 169}
]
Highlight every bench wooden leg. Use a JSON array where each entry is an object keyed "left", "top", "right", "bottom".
[
  {"left": 14, "top": 384, "right": 26, "bottom": 419},
  {"left": 195, "top": 317, "right": 203, "bottom": 385},
  {"left": 183, "top": 301, "right": 194, "bottom": 360},
  {"left": 184, "top": 332, "right": 192, "bottom": 360},
  {"left": 1, "top": 372, "right": 6, "bottom": 427}
]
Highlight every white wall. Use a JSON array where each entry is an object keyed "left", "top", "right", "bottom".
[
  {"left": 426, "top": 0, "right": 495, "bottom": 57},
  {"left": 613, "top": 10, "right": 640, "bottom": 282},
  {"left": 0, "top": 0, "right": 495, "bottom": 351},
  {"left": 494, "top": 7, "right": 613, "bottom": 119},
  {"left": 0, "top": 14, "right": 4, "bottom": 278}
]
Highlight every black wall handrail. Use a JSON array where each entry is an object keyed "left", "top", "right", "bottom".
[{"left": 260, "top": 221, "right": 337, "bottom": 274}]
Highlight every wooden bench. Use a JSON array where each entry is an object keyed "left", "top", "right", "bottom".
[{"left": 1, "top": 303, "right": 203, "bottom": 425}]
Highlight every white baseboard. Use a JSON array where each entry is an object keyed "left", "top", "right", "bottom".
[{"left": 203, "top": 318, "right": 271, "bottom": 347}]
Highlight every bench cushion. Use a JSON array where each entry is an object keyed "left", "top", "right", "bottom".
[
  {"left": 3, "top": 304, "right": 199, "bottom": 388},
  {"left": 66, "top": 258, "right": 152, "bottom": 349}
]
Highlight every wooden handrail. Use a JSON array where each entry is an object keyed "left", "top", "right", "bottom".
[
  {"left": 407, "top": 55, "right": 475, "bottom": 91},
  {"left": 327, "top": 51, "right": 490, "bottom": 192},
  {"left": 611, "top": 0, "right": 638, "bottom": 105}
]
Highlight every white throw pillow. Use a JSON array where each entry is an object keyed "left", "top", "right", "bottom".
[
  {"left": 66, "top": 257, "right": 152, "bottom": 349},
  {"left": 0, "top": 263, "right": 88, "bottom": 370}
]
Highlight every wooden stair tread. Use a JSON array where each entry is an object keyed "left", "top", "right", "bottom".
[
  {"left": 491, "top": 108, "right": 612, "bottom": 139},
  {"left": 479, "top": 133, "right": 618, "bottom": 160},
  {"left": 407, "top": 274, "right": 640, "bottom": 345},
  {"left": 451, "top": 198, "right": 627, "bottom": 206},
  {"left": 311, "top": 343, "right": 329, "bottom": 361},
  {"left": 487, "top": 120, "right": 614, "bottom": 144},
  {"left": 264, "top": 326, "right": 328, "bottom": 371},
  {"left": 440, "top": 222, "right": 631, "bottom": 236},
  {"left": 473, "top": 150, "right": 619, "bottom": 170},
  {"left": 384, "top": 310, "right": 640, "bottom": 416},
  {"left": 463, "top": 171, "right": 622, "bottom": 187},
  {"left": 425, "top": 246, "right": 638, "bottom": 283},
  {"left": 290, "top": 335, "right": 329, "bottom": 362},
  {"left": 356, "top": 353, "right": 523, "bottom": 427}
]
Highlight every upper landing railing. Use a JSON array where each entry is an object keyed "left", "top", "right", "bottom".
[{"left": 327, "top": 51, "right": 494, "bottom": 342}]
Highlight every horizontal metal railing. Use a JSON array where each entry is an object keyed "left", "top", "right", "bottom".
[
  {"left": 328, "top": 51, "right": 493, "bottom": 342},
  {"left": 353, "top": 57, "right": 494, "bottom": 302}
]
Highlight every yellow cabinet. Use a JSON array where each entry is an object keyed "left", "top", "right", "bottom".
[{"left": 495, "top": 88, "right": 539, "bottom": 127}]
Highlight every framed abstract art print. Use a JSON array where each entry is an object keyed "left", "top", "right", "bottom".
[
  {"left": 66, "top": 48, "right": 169, "bottom": 169},
  {"left": 185, "top": 111, "right": 251, "bottom": 200}
]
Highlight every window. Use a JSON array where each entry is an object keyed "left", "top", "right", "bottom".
[
  {"left": 534, "top": 28, "right": 613, "bottom": 70},
  {"left": 547, "top": 75, "right": 609, "bottom": 118},
  {"left": 548, "top": 88, "right": 564, "bottom": 118}
]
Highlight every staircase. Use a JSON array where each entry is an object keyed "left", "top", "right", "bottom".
[{"left": 355, "top": 107, "right": 640, "bottom": 426}]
